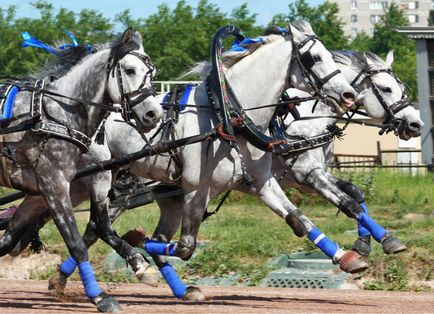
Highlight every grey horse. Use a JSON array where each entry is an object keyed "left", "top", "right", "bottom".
[{"left": 0, "top": 29, "right": 162, "bottom": 312}]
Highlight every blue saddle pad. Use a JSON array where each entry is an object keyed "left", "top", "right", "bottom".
[{"left": 161, "top": 84, "right": 194, "bottom": 111}]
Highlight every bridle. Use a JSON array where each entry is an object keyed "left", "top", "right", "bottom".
[
  {"left": 349, "top": 67, "right": 413, "bottom": 135},
  {"left": 107, "top": 51, "right": 157, "bottom": 124},
  {"left": 290, "top": 33, "right": 342, "bottom": 96}
]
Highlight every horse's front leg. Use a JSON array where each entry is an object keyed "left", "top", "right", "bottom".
[
  {"left": 242, "top": 176, "right": 369, "bottom": 274},
  {"left": 35, "top": 157, "right": 121, "bottom": 313},
  {"left": 325, "top": 173, "right": 406, "bottom": 256}
]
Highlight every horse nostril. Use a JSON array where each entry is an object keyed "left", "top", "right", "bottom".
[
  {"left": 409, "top": 122, "right": 421, "bottom": 132},
  {"left": 146, "top": 111, "right": 156, "bottom": 119},
  {"left": 342, "top": 92, "right": 355, "bottom": 101}
]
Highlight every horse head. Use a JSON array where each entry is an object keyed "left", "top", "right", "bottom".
[
  {"left": 335, "top": 50, "right": 423, "bottom": 140},
  {"left": 287, "top": 21, "right": 357, "bottom": 113},
  {"left": 106, "top": 29, "right": 163, "bottom": 132}
]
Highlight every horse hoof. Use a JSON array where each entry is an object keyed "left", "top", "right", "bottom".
[
  {"left": 352, "top": 236, "right": 372, "bottom": 257},
  {"left": 94, "top": 293, "right": 123, "bottom": 313},
  {"left": 135, "top": 264, "right": 159, "bottom": 287},
  {"left": 382, "top": 236, "right": 407, "bottom": 255},
  {"left": 183, "top": 286, "right": 206, "bottom": 301},
  {"left": 48, "top": 270, "right": 68, "bottom": 294},
  {"left": 339, "top": 250, "right": 369, "bottom": 274}
]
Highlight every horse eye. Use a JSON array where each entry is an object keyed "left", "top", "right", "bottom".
[
  {"left": 125, "top": 68, "right": 136, "bottom": 76},
  {"left": 313, "top": 56, "right": 322, "bottom": 62},
  {"left": 381, "top": 87, "right": 392, "bottom": 93}
]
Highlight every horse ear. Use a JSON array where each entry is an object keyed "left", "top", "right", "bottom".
[
  {"left": 364, "top": 52, "right": 375, "bottom": 66},
  {"left": 385, "top": 50, "right": 394, "bottom": 67},
  {"left": 120, "top": 28, "right": 133, "bottom": 44},
  {"left": 288, "top": 23, "right": 302, "bottom": 42}
]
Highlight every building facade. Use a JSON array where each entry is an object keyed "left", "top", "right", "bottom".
[{"left": 333, "top": 0, "right": 432, "bottom": 38}]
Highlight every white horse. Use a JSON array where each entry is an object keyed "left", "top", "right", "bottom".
[{"left": 272, "top": 50, "right": 423, "bottom": 256}]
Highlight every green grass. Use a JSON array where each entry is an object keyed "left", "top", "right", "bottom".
[{"left": 8, "top": 170, "right": 433, "bottom": 291}]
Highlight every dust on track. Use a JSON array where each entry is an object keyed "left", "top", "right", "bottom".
[{"left": 0, "top": 279, "right": 432, "bottom": 313}]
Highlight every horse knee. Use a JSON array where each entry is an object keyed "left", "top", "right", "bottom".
[
  {"left": 338, "top": 196, "right": 363, "bottom": 219},
  {"left": 336, "top": 180, "right": 365, "bottom": 203}
]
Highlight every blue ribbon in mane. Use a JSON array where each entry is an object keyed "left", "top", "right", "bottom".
[
  {"left": 229, "top": 37, "right": 264, "bottom": 52},
  {"left": 22, "top": 31, "right": 93, "bottom": 54}
]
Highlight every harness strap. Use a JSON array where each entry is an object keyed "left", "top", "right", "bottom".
[{"left": 0, "top": 135, "right": 13, "bottom": 188}]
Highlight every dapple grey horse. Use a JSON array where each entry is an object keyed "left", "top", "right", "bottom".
[{"left": 0, "top": 29, "right": 162, "bottom": 312}]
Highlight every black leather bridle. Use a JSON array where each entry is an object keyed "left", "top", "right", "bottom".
[
  {"left": 291, "top": 34, "right": 342, "bottom": 95},
  {"left": 349, "top": 67, "right": 413, "bottom": 135},
  {"left": 108, "top": 51, "right": 157, "bottom": 124}
]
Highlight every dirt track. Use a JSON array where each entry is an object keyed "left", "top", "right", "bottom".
[{"left": 0, "top": 279, "right": 432, "bottom": 313}]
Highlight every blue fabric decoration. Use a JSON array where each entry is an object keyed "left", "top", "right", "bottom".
[
  {"left": 1, "top": 85, "right": 19, "bottom": 120},
  {"left": 358, "top": 212, "right": 387, "bottom": 242},
  {"left": 58, "top": 31, "right": 79, "bottom": 50},
  {"left": 59, "top": 256, "right": 78, "bottom": 277},
  {"left": 21, "top": 31, "right": 58, "bottom": 55},
  {"left": 357, "top": 202, "right": 371, "bottom": 237},
  {"left": 178, "top": 84, "right": 193, "bottom": 111},
  {"left": 160, "top": 263, "right": 187, "bottom": 298},
  {"left": 308, "top": 227, "right": 339, "bottom": 258},
  {"left": 229, "top": 37, "right": 264, "bottom": 52},
  {"left": 78, "top": 261, "right": 102, "bottom": 299},
  {"left": 144, "top": 239, "right": 177, "bottom": 256},
  {"left": 278, "top": 27, "right": 287, "bottom": 34}
]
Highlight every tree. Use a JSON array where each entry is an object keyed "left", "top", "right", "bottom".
[
  {"left": 429, "top": 10, "right": 434, "bottom": 26},
  {"left": 0, "top": 1, "right": 113, "bottom": 77},
  {"left": 369, "top": 3, "right": 417, "bottom": 99},
  {"left": 348, "top": 31, "right": 372, "bottom": 52},
  {"left": 270, "top": 0, "right": 348, "bottom": 50}
]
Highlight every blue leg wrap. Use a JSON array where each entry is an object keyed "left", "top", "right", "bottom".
[
  {"left": 357, "top": 202, "right": 371, "bottom": 237},
  {"left": 358, "top": 212, "right": 387, "bottom": 242},
  {"left": 78, "top": 261, "right": 102, "bottom": 299},
  {"left": 145, "top": 239, "right": 176, "bottom": 256},
  {"left": 160, "top": 263, "right": 187, "bottom": 299},
  {"left": 59, "top": 256, "right": 78, "bottom": 277},
  {"left": 307, "top": 227, "right": 338, "bottom": 258}
]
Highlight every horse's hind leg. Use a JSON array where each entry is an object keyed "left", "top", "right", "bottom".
[{"left": 0, "top": 195, "right": 46, "bottom": 256}]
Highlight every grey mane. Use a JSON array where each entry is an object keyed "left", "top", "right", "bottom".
[
  {"left": 332, "top": 50, "right": 388, "bottom": 72},
  {"left": 291, "top": 20, "right": 315, "bottom": 35}
]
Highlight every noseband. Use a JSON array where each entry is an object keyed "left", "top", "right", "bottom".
[
  {"left": 107, "top": 51, "right": 157, "bottom": 123},
  {"left": 350, "top": 68, "right": 413, "bottom": 134}
]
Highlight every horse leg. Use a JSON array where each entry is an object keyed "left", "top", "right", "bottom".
[
  {"left": 34, "top": 163, "right": 120, "bottom": 313},
  {"left": 242, "top": 177, "right": 369, "bottom": 274},
  {"left": 0, "top": 195, "right": 46, "bottom": 256},
  {"left": 328, "top": 175, "right": 407, "bottom": 255}
]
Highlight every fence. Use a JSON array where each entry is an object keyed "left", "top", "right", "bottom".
[
  {"left": 154, "top": 80, "right": 201, "bottom": 93},
  {"left": 330, "top": 141, "right": 429, "bottom": 172}
]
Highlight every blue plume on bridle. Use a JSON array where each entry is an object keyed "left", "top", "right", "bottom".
[
  {"left": 22, "top": 31, "right": 93, "bottom": 54},
  {"left": 22, "top": 31, "right": 58, "bottom": 54}
]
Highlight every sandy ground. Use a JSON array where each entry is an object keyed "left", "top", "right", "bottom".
[{"left": 0, "top": 279, "right": 432, "bottom": 314}]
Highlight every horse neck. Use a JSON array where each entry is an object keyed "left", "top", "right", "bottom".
[
  {"left": 225, "top": 38, "right": 292, "bottom": 131},
  {"left": 285, "top": 90, "right": 337, "bottom": 137},
  {"left": 51, "top": 50, "right": 110, "bottom": 136}
]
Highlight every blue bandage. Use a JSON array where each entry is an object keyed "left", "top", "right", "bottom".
[
  {"left": 160, "top": 263, "right": 187, "bottom": 298},
  {"left": 145, "top": 239, "right": 176, "bottom": 256},
  {"left": 78, "top": 261, "right": 102, "bottom": 299},
  {"left": 358, "top": 212, "right": 387, "bottom": 242},
  {"left": 59, "top": 256, "right": 78, "bottom": 277},
  {"left": 357, "top": 202, "right": 371, "bottom": 237},
  {"left": 308, "top": 227, "right": 339, "bottom": 258}
]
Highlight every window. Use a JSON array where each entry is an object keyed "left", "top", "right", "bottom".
[
  {"left": 408, "top": 14, "right": 419, "bottom": 23},
  {"left": 370, "top": 28, "right": 376, "bottom": 36},
  {"left": 408, "top": 1, "right": 418, "bottom": 9},
  {"left": 351, "top": 1, "right": 357, "bottom": 9},
  {"left": 351, "top": 27, "right": 358, "bottom": 38},
  {"left": 351, "top": 15, "right": 358, "bottom": 23},
  {"left": 369, "top": 1, "right": 388, "bottom": 9},
  {"left": 370, "top": 15, "right": 380, "bottom": 23}
]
